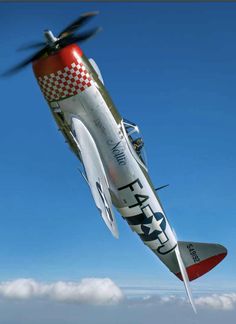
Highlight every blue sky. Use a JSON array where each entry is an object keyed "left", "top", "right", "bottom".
[{"left": 0, "top": 2, "right": 236, "bottom": 322}]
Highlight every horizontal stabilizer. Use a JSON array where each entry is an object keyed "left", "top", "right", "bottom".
[
  {"left": 175, "top": 245, "right": 196, "bottom": 313},
  {"left": 175, "top": 241, "right": 227, "bottom": 281},
  {"left": 158, "top": 240, "right": 227, "bottom": 312}
]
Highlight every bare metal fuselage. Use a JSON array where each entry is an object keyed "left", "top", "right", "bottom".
[
  {"left": 32, "top": 45, "right": 227, "bottom": 305},
  {"left": 33, "top": 46, "right": 178, "bottom": 273}
]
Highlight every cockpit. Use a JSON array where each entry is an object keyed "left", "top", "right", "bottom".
[{"left": 122, "top": 119, "right": 147, "bottom": 167}]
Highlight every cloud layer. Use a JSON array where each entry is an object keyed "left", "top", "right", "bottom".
[
  {"left": 195, "top": 293, "right": 236, "bottom": 310},
  {"left": 0, "top": 279, "right": 235, "bottom": 311},
  {"left": 124, "top": 289, "right": 236, "bottom": 311},
  {"left": 156, "top": 293, "right": 236, "bottom": 311},
  {"left": 0, "top": 278, "right": 123, "bottom": 305}
]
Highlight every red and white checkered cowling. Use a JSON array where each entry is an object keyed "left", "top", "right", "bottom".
[{"left": 33, "top": 44, "right": 93, "bottom": 103}]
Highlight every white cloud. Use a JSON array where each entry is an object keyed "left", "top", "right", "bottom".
[
  {"left": 0, "top": 278, "right": 123, "bottom": 305},
  {"left": 142, "top": 293, "right": 236, "bottom": 311},
  {"left": 124, "top": 287, "right": 236, "bottom": 311},
  {"left": 1, "top": 280, "right": 235, "bottom": 312},
  {"left": 195, "top": 293, "right": 236, "bottom": 311}
]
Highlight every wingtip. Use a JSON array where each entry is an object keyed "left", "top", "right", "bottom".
[
  {"left": 114, "top": 232, "right": 119, "bottom": 239},
  {"left": 112, "top": 226, "right": 119, "bottom": 239}
]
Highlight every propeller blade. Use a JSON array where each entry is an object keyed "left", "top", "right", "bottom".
[
  {"left": 60, "top": 27, "right": 102, "bottom": 47},
  {"left": 58, "top": 11, "right": 99, "bottom": 38},
  {"left": 17, "top": 41, "right": 46, "bottom": 51},
  {"left": 2, "top": 12, "right": 100, "bottom": 77},
  {"left": 1, "top": 46, "right": 48, "bottom": 77}
]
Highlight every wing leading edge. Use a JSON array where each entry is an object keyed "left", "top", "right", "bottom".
[{"left": 72, "top": 117, "right": 118, "bottom": 238}]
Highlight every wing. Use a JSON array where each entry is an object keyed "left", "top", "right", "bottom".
[{"left": 72, "top": 117, "right": 118, "bottom": 238}]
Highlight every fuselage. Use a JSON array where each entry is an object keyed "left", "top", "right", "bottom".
[{"left": 33, "top": 44, "right": 178, "bottom": 272}]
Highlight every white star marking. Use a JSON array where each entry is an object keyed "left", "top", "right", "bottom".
[{"left": 144, "top": 216, "right": 163, "bottom": 234}]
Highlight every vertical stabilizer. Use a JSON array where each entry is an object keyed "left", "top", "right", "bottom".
[{"left": 176, "top": 241, "right": 227, "bottom": 281}]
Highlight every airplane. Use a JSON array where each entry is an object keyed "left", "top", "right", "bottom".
[{"left": 3, "top": 12, "right": 227, "bottom": 312}]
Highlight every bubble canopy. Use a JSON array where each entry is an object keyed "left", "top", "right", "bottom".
[{"left": 122, "top": 119, "right": 147, "bottom": 167}]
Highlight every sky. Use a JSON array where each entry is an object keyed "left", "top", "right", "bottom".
[{"left": 0, "top": 2, "right": 236, "bottom": 323}]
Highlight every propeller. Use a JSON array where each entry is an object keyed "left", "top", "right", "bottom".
[
  {"left": 58, "top": 11, "right": 99, "bottom": 39},
  {"left": 2, "top": 11, "right": 100, "bottom": 77}
]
